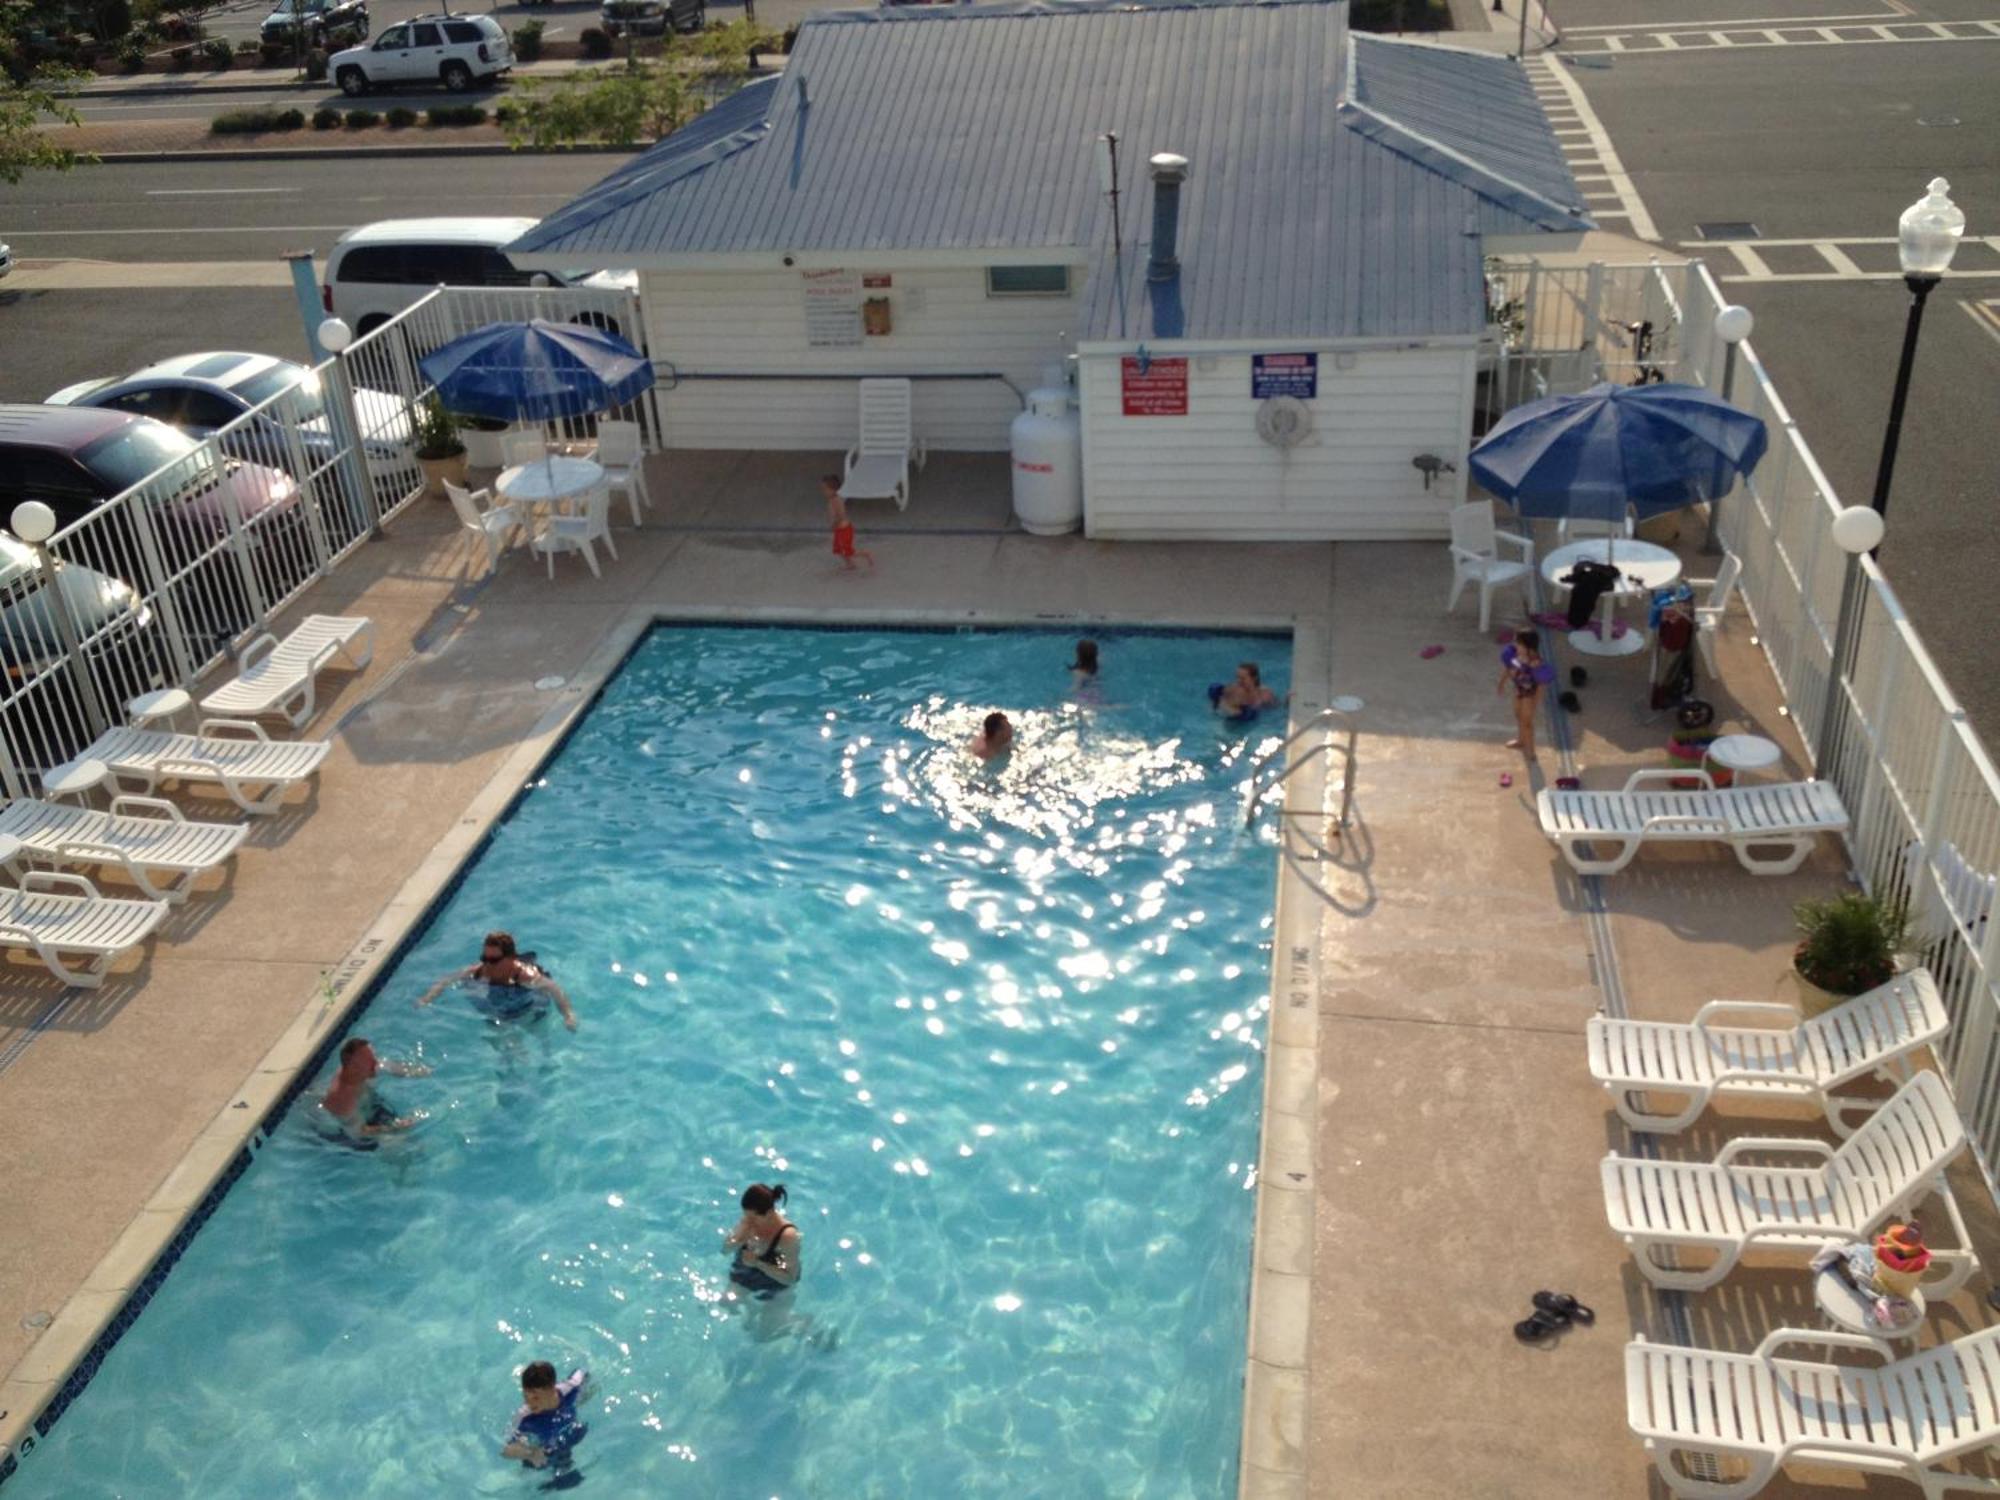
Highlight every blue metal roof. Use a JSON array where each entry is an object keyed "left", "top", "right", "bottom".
[{"left": 511, "top": 0, "right": 1590, "bottom": 343}]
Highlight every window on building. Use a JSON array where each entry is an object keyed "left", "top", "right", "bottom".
[{"left": 986, "top": 265, "right": 1070, "bottom": 297}]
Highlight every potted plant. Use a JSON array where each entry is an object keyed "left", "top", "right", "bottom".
[
  {"left": 1793, "top": 890, "right": 1907, "bottom": 1011},
  {"left": 413, "top": 395, "right": 468, "bottom": 498},
  {"left": 457, "top": 413, "right": 511, "bottom": 469}
]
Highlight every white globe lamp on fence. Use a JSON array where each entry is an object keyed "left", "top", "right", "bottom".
[
  {"left": 317, "top": 318, "right": 353, "bottom": 355},
  {"left": 1817, "top": 505, "right": 1892, "bottom": 776},
  {"left": 10, "top": 501, "right": 56, "bottom": 545},
  {"left": 1831, "top": 505, "right": 1886, "bottom": 557}
]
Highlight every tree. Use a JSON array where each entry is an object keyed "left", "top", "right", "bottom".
[
  {"left": 0, "top": 1, "right": 90, "bottom": 185},
  {"left": 501, "top": 21, "right": 762, "bottom": 151}
]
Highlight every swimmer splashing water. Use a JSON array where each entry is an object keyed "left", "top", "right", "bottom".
[{"left": 417, "top": 931, "right": 578, "bottom": 1030}]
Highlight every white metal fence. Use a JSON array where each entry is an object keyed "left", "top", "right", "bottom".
[
  {"left": 0, "top": 282, "right": 651, "bottom": 799},
  {"left": 1481, "top": 259, "right": 1691, "bottom": 422},
  {"left": 1669, "top": 261, "right": 2000, "bottom": 1174}
]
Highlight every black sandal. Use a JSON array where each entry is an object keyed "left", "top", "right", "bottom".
[
  {"left": 1514, "top": 1310, "right": 1565, "bottom": 1343},
  {"left": 1534, "top": 1291, "right": 1594, "bottom": 1325}
]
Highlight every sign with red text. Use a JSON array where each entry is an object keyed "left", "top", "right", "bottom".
[{"left": 1121, "top": 356, "right": 1188, "bottom": 416}]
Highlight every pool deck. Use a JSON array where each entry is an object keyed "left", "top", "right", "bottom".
[{"left": 2, "top": 456, "right": 1996, "bottom": 1496}]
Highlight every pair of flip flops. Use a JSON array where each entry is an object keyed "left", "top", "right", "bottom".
[{"left": 1514, "top": 1291, "right": 1595, "bottom": 1343}]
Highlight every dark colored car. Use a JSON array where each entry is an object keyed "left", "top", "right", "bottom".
[
  {"left": 601, "top": 0, "right": 705, "bottom": 37},
  {"left": 260, "top": 0, "right": 369, "bottom": 45}
]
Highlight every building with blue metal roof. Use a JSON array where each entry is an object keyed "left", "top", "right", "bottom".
[{"left": 514, "top": 0, "right": 1589, "bottom": 539}]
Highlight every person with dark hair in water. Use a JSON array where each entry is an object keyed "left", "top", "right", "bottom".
[
  {"left": 502, "top": 1360, "right": 590, "bottom": 1489},
  {"left": 723, "top": 1183, "right": 801, "bottom": 1300},
  {"left": 1210, "top": 661, "right": 1279, "bottom": 722},
  {"left": 319, "top": 1037, "right": 428, "bottom": 1143},
  {"left": 418, "top": 930, "right": 577, "bottom": 1030},
  {"left": 969, "top": 711, "right": 1014, "bottom": 763}
]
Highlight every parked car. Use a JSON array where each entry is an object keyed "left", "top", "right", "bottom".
[
  {"left": 47, "top": 351, "right": 414, "bottom": 471},
  {"left": 259, "top": 0, "right": 368, "bottom": 45},
  {"left": 602, "top": 0, "right": 705, "bottom": 38},
  {"left": 323, "top": 217, "right": 636, "bottom": 336},
  {"left": 330, "top": 14, "right": 511, "bottom": 95},
  {"left": 0, "top": 241, "right": 13, "bottom": 280},
  {"left": 0, "top": 531, "right": 153, "bottom": 688}
]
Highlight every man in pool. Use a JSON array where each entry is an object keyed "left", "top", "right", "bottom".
[
  {"left": 969, "top": 711, "right": 1014, "bottom": 762},
  {"left": 1210, "top": 662, "right": 1281, "bottom": 721},
  {"left": 319, "top": 1037, "right": 428, "bottom": 1142},
  {"left": 417, "top": 931, "right": 578, "bottom": 1030},
  {"left": 502, "top": 1361, "right": 590, "bottom": 1489}
]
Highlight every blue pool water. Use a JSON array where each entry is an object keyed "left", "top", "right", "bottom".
[{"left": 13, "top": 627, "right": 1287, "bottom": 1499}]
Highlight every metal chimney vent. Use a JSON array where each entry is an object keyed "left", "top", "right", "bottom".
[{"left": 1147, "top": 153, "right": 1189, "bottom": 284}]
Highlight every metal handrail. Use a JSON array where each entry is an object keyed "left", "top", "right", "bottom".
[{"left": 1245, "top": 698, "right": 1362, "bottom": 834}]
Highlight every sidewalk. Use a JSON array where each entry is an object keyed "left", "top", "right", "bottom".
[{"left": 67, "top": 51, "right": 779, "bottom": 97}]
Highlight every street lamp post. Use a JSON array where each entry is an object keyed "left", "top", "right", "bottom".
[
  {"left": 1813, "top": 177, "right": 1966, "bottom": 775},
  {"left": 1702, "top": 302, "right": 1754, "bottom": 553}
]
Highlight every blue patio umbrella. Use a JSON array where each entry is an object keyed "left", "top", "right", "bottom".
[
  {"left": 417, "top": 318, "right": 655, "bottom": 424},
  {"left": 1469, "top": 381, "right": 1769, "bottom": 527}
]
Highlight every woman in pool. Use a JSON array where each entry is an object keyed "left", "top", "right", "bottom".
[
  {"left": 1210, "top": 662, "right": 1280, "bottom": 722},
  {"left": 1069, "top": 639, "right": 1100, "bottom": 695},
  {"left": 723, "top": 1182, "right": 801, "bottom": 1300},
  {"left": 417, "top": 930, "right": 578, "bottom": 1030}
]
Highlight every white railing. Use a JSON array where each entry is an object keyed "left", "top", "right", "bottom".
[
  {"left": 0, "top": 283, "right": 652, "bottom": 800},
  {"left": 1670, "top": 260, "right": 2000, "bottom": 1175},
  {"left": 1481, "top": 259, "right": 1693, "bottom": 425}
]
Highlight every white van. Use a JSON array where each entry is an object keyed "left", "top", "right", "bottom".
[{"left": 322, "top": 218, "right": 637, "bottom": 336}]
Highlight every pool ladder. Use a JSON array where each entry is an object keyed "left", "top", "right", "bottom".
[{"left": 1244, "top": 699, "right": 1363, "bottom": 897}]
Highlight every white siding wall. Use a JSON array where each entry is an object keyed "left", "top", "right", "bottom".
[
  {"left": 1077, "top": 345, "right": 1477, "bottom": 540},
  {"left": 641, "top": 267, "right": 1076, "bottom": 452}
]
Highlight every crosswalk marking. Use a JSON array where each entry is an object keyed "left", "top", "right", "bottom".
[
  {"left": 1677, "top": 235, "right": 2000, "bottom": 283},
  {"left": 1563, "top": 18, "right": 2000, "bottom": 52},
  {"left": 1815, "top": 243, "right": 1862, "bottom": 276},
  {"left": 1528, "top": 55, "right": 1657, "bottom": 239}
]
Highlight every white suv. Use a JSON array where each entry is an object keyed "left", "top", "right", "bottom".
[
  {"left": 322, "top": 218, "right": 637, "bottom": 336},
  {"left": 330, "top": 13, "right": 510, "bottom": 95}
]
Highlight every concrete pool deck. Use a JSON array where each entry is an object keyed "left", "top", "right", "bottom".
[{"left": 3, "top": 454, "right": 1997, "bottom": 1497}]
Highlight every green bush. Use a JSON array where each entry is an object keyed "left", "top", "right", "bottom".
[
  {"left": 426, "top": 104, "right": 487, "bottom": 126},
  {"left": 234, "top": 36, "right": 260, "bottom": 53},
  {"left": 303, "top": 45, "right": 326, "bottom": 80},
  {"left": 259, "top": 39, "right": 288, "bottom": 64},
  {"left": 324, "top": 21, "right": 362, "bottom": 47},
  {"left": 210, "top": 105, "right": 306, "bottom": 133},
  {"left": 510, "top": 17, "right": 543, "bottom": 60},
  {"left": 202, "top": 36, "right": 232, "bottom": 67},
  {"left": 169, "top": 42, "right": 192, "bottom": 67},
  {"left": 492, "top": 101, "right": 516, "bottom": 125},
  {"left": 1794, "top": 892, "right": 1907, "bottom": 996},
  {"left": 579, "top": 25, "right": 612, "bottom": 57},
  {"left": 117, "top": 37, "right": 148, "bottom": 69},
  {"left": 385, "top": 105, "right": 416, "bottom": 128},
  {"left": 344, "top": 107, "right": 379, "bottom": 127},
  {"left": 312, "top": 106, "right": 341, "bottom": 129}
]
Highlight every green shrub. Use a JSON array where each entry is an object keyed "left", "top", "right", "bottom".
[
  {"left": 259, "top": 39, "right": 288, "bottom": 64},
  {"left": 118, "top": 37, "right": 147, "bottom": 69},
  {"left": 579, "top": 25, "right": 611, "bottom": 57},
  {"left": 276, "top": 106, "right": 303, "bottom": 128},
  {"left": 385, "top": 105, "right": 416, "bottom": 128},
  {"left": 510, "top": 17, "right": 543, "bottom": 60},
  {"left": 492, "top": 101, "right": 516, "bottom": 125},
  {"left": 324, "top": 21, "right": 362, "bottom": 47},
  {"left": 202, "top": 36, "right": 231, "bottom": 67},
  {"left": 234, "top": 36, "right": 260, "bottom": 52},
  {"left": 210, "top": 104, "right": 305, "bottom": 133},
  {"left": 344, "top": 107, "right": 379, "bottom": 127},
  {"left": 426, "top": 103, "right": 487, "bottom": 126},
  {"left": 303, "top": 45, "right": 326, "bottom": 79},
  {"left": 312, "top": 105, "right": 340, "bottom": 129},
  {"left": 168, "top": 42, "right": 192, "bottom": 67},
  {"left": 1794, "top": 891, "right": 1908, "bottom": 996}
]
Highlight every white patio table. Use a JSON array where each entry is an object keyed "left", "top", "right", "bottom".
[{"left": 1541, "top": 538, "right": 1683, "bottom": 659}]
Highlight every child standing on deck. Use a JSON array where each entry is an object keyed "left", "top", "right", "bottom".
[
  {"left": 823, "top": 474, "right": 875, "bottom": 573},
  {"left": 1497, "top": 629, "right": 1555, "bottom": 761}
]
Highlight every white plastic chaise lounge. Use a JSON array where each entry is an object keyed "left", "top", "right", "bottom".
[
  {"left": 0, "top": 866, "right": 166, "bottom": 989},
  {"left": 0, "top": 796, "right": 248, "bottom": 904},
  {"left": 1601, "top": 1068, "right": 1976, "bottom": 1293},
  {"left": 839, "top": 378, "right": 924, "bottom": 511},
  {"left": 79, "top": 720, "right": 330, "bottom": 817},
  {"left": 1587, "top": 968, "right": 1948, "bottom": 1136},
  {"left": 1628, "top": 1324, "right": 2000, "bottom": 1499},
  {"left": 198, "top": 614, "right": 373, "bottom": 731},
  {"left": 1538, "top": 769, "right": 1849, "bottom": 877}
]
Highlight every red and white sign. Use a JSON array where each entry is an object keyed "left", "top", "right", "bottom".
[{"left": 1121, "top": 356, "right": 1188, "bottom": 417}]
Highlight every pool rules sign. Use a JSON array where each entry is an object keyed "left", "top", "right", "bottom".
[{"left": 1121, "top": 357, "right": 1188, "bottom": 416}]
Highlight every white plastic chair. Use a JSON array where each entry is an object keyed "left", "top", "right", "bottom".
[
  {"left": 502, "top": 431, "right": 547, "bottom": 469},
  {"left": 535, "top": 483, "right": 617, "bottom": 579},
  {"left": 840, "top": 378, "right": 923, "bottom": 511},
  {"left": 445, "top": 480, "right": 523, "bottom": 577},
  {"left": 592, "top": 420, "right": 651, "bottom": 525},
  {"left": 1445, "top": 500, "right": 1533, "bottom": 631},
  {"left": 1689, "top": 552, "right": 1742, "bottom": 676}
]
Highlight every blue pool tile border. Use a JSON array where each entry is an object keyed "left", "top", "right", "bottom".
[{"left": 1, "top": 617, "right": 1292, "bottom": 1490}]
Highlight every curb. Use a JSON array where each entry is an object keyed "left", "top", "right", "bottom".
[
  {"left": 93, "top": 142, "right": 632, "bottom": 162},
  {"left": 72, "top": 77, "right": 322, "bottom": 97}
]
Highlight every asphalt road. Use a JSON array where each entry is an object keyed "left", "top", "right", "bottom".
[
  {"left": 1552, "top": 13, "right": 2000, "bottom": 741},
  {"left": 0, "top": 154, "right": 633, "bottom": 403}
]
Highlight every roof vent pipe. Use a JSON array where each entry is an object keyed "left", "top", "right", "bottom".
[
  {"left": 796, "top": 73, "right": 808, "bottom": 109},
  {"left": 1146, "top": 152, "right": 1189, "bottom": 284}
]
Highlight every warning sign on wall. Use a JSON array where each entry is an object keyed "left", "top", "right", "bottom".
[
  {"left": 1120, "top": 356, "right": 1189, "bottom": 416},
  {"left": 802, "top": 268, "right": 862, "bottom": 348}
]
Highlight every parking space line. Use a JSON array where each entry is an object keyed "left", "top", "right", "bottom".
[
  {"left": 1815, "top": 243, "right": 1863, "bottom": 275},
  {"left": 1962, "top": 301, "right": 2000, "bottom": 350},
  {"left": 1726, "top": 244, "right": 1772, "bottom": 278}
]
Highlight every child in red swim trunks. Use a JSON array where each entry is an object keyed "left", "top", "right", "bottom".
[{"left": 822, "top": 474, "right": 875, "bottom": 572}]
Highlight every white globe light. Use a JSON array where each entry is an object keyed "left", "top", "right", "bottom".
[
  {"left": 10, "top": 501, "right": 56, "bottom": 544},
  {"left": 1898, "top": 178, "right": 1965, "bottom": 278},
  {"left": 1713, "top": 305, "right": 1754, "bottom": 344},
  {"left": 317, "top": 317, "right": 353, "bottom": 354},
  {"left": 1831, "top": 505, "right": 1886, "bottom": 555}
]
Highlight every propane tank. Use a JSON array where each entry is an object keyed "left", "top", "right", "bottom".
[{"left": 1010, "top": 385, "right": 1083, "bottom": 535}]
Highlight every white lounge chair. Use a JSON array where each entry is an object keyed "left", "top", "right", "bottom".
[
  {"left": 1587, "top": 969, "right": 1948, "bottom": 1136},
  {"left": 840, "top": 378, "right": 923, "bottom": 511},
  {"left": 198, "top": 614, "right": 373, "bottom": 731},
  {"left": 0, "top": 867, "right": 167, "bottom": 989},
  {"left": 1690, "top": 552, "right": 1743, "bottom": 678},
  {"left": 1446, "top": 499, "right": 1533, "bottom": 632},
  {"left": 1601, "top": 1069, "right": 1975, "bottom": 1292},
  {"left": 445, "top": 480, "right": 523, "bottom": 578},
  {"left": 83, "top": 720, "right": 330, "bottom": 817},
  {"left": 1628, "top": 1325, "right": 2000, "bottom": 1499},
  {"left": 1537, "top": 769, "right": 1848, "bottom": 877},
  {"left": 0, "top": 796, "right": 247, "bottom": 904}
]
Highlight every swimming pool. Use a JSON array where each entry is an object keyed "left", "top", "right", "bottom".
[{"left": 10, "top": 625, "right": 1287, "bottom": 1498}]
